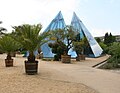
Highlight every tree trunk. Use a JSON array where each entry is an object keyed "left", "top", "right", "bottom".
[
  {"left": 28, "top": 52, "right": 35, "bottom": 62},
  {"left": 7, "top": 53, "right": 12, "bottom": 60},
  {"left": 5, "top": 53, "right": 13, "bottom": 67}
]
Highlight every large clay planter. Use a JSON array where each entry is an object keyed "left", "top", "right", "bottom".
[
  {"left": 80, "top": 55, "right": 85, "bottom": 60},
  {"left": 5, "top": 59, "right": 13, "bottom": 67},
  {"left": 61, "top": 55, "right": 71, "bottom": 63},
  {"left": 25, "top": 61, "right": 38, "bottom": 75}
]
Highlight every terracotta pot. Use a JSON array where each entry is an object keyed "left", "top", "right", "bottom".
[
  {"left": 25, "top": 61, "right": 38, "bottom": 75},
  {"left": 61, "top": 55, "right": 71, "bottom": 63},
  {"left": 5, "top": 59, "right": 13, "bottom": 67}
]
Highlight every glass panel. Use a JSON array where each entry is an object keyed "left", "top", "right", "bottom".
[
  {"left": 41, "top": 11, "right": 66, "bottom": 58},
  {"left": 71, "top": 12, "right": 103, "bottom": 57}
]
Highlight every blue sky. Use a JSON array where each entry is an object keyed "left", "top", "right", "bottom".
[{"left": 0, "top": 0, "right": 120, "bottom": 37}]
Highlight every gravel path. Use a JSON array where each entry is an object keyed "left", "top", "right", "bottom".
[{"left": 0, "top": 54, "right": 98, "bottom": 93}]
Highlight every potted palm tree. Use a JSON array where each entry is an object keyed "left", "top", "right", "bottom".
[
  {"left": 0, "top": 35, "right": 21, "bottom": 67},
  {"left": 12, "top": 24, "right": 49, "bottom": 75}
]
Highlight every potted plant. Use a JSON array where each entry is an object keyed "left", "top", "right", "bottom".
[
  {"left": 49, "top": 26, "right": 77, "bottom": 63},
  {"left": 73, "top": 36, "right": 88, "bottom": 61},
  {"left": 81, "top": 37, "right": 90, "bottom": 60},
  {"left": 12, "top": 24, "right": 49, "bottom": 75},
  {"left": 48, "top": 40, "right": 66, "bottom": 61},
  {"left": 0, "top": 35, "right": 21, "bottom": 67},
  {"left": 73, "top": 41, "right": 83, "bottom": 61},
  {"left": 61, "top": 26, "right": 79, "bottom": 63}
]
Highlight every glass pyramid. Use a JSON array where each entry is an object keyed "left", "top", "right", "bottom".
[
  {"left": 41, "top": 11, "right": 66, "bottom": 57},
  {"left": 71, "top": 12, "right": 103, "bottom": 57}
]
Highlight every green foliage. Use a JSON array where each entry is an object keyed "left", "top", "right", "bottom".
[
  {"left": 108, "top": 42, "right": 120, "bottom": 56},
  {"left": 99, "top": 42, "right": 108, "bottom": 54},
  {"left": 0, "top": 35, "right": 21, "bottom": 54},
  {"left": 73, "top": 41, "right": 83, "bottom": 55},
  {"left": 99, "top": 63, "right": 118, "bottom": 69},
  {"left": 64, "top": 26, "right": 78, "bottom": 53},
  {"left": 104, "top": 32, "right": 116, "bottom": 45},
  {"left": 12, "top": 24, "right": 49, "bottom": 53},
  {"left": 73, "top": 29, "right": 89, "bottom": 56},
  {"left": 102, "top": 42, "right": 120, "bottom": 69},
  {"left": 48, "top": 41, "right": 66, "bottom": 61},
  {"left": 104, "top": 32, "right": 109, "bottom": 44},
  {"left": 48, "top": 26, "right": 77, "bottom": 60},
  {"left": 12, "top": 24, "right": 50, "bottom": 61},
  {"left": 73, "top": 36, "right": 89, "bottom": 56},
  {"left": 96, "top": 37, "right": 101, "bottom": 43}
]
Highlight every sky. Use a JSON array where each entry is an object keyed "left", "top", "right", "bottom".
[{"left": 0, "top": 0, "right": 120, "bottom": 37}]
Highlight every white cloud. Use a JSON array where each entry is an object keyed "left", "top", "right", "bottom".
[
  {"left": 1, "top": 0, "right": 119, "bottom": 37},
  {"left": 0, "top": 0, "right": 80, "bottom": 32}
]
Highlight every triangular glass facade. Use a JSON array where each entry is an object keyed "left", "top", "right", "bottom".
[
  {"left": 41, "top": 11, "right": 66, "bottom": 57},
  {"left": 44, "top": 11, "right": 66, "bottom": 32},
  {"left": 71, "top": 12, "right": 103, "bottom": 57}
]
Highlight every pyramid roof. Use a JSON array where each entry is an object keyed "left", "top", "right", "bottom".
[
  {"left": 71, "top": 12, "right": 103, "bottom": 57},
  {"left": 41, "top": 11, "right": 66, "bottom": 57}
]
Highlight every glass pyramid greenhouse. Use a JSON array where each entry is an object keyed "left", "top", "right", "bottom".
[
  {"left": 41, "top": 11, "right": 66, "bottom": 57},
  {"left": 71, "top": 12, "right": 103, "bottom": 57},
  {"left": 41, "top": 11, "right": 103, "bottom": 58}
]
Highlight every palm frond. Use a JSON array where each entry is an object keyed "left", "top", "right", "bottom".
[
  {"left": 12, "top": 24, "right": 49, "bottom": 54},
  {"left": 0, "top": 36, "right": 21, "bottom": 53}
]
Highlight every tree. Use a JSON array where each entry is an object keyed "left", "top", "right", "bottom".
[
  {"left": 12, "top": 24, "right": 50, "bottom": 74},
  {"left": 96, "top": 37, "right": 101, "bottom": 43},
  {"left": 109, "top": 32, "right": 116, "bottom": 43},
  {"left": 48, "top": 29, "right": 66, "bottom": 60},
  {"left": 73, "top": 41, "right": 83, "bottom": 55},
  {"left": 12, "top": 24, "right": 49, "bottom": 62},
  {"left": 104, "top": 32, "right": 116, "bottom": 45},
  {"left": 0, "top": 35, "right": 21, "bottom": 67},
  {"left": 99, "top": 42, "right": 107, "bottom": 54},
  {"left": 73, "top": 36, "right": 88, "bottom": 60},
  {"left": 48, "top": 26, "right": 77, "bottom": 61},
  {"left": 104, "top": 32, "right": 109, "bottom": 45},
  {"left": 63, "top": 25, "right": 77, "bottom": 54},
  {"left": 48, "top": 40, "right": 66, "bottom": 61},
  {"left": 104, "top": 42, "right": 120, "bottom": 69}
]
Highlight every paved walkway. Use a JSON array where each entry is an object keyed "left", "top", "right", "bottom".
[{"left": 40, "top": 55, "right": 120, "bottom": 93}]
